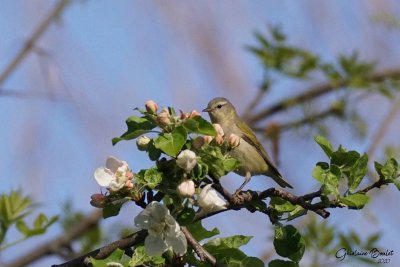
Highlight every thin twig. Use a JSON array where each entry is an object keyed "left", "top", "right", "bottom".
[
  {"left": 0, "top": 0, "right": 70, "bottom": 87},
  {"left": 50, "top": 230, "right": 148, "bottom": 267},
  {"left": 246, "top": 68, "right": 400, "bottom": 124}
]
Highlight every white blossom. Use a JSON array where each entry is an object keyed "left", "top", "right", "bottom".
[
  {"left": 94, "top": 156, "right": 133, "bottom": 191},
  {"left": 134, "top": 201, "right": 187, "bottom": 256},
  {"left": 136, "top": 135, "right": 151, "bottom": 151},
  {"left": 198, "top": 184, "right": 227, "bottom": 213},
  {"left": 176, "top": 150, "right": 197, "bottom": 172}
]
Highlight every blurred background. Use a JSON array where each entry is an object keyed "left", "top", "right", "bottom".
[{"left": 1, "top": 0, "right": 400, "bottom": 266}]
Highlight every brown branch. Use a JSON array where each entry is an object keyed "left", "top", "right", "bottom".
[
  {"left": 246, "top": 68, "right": 400, "bottom": 124},
  {"left": 181, "top": 227, "right": 222, "bottom": 267},
  {"left": 4, "top": 210, "right": 103, "bottom": 267},
  {"left": 50, "top": 230, "right": 148, "bottom": 267},
  {"left": 0, "top": 0, "right": 69, "bottom": 87}
]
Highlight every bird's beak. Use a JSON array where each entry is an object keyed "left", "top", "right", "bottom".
[{"left": 202, "top": 107, "right": 212, "bottom": 112}]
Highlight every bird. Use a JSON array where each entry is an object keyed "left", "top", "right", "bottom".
[{"left": 202, "top": 97, "right": 293, "bottom": 192}]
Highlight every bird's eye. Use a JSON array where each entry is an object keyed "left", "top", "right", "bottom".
[{"left": 217, "top": 104, "right": 223, "bottom": 109}]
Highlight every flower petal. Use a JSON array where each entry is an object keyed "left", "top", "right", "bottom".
[
  {"left": 105, "top": 156, "right": 125, "bottom": 173},
  {"left": 165, "top": 230, "right": 187, "bottom": 256},
  {"left": 145, "top": 234, "right": 168, "bottom": 256},
  {"left": 94, "top": 167, "right": 114, "bottom": 186},
  {"left": 198, "top": 184, "right": 227, "bottom": 212}
]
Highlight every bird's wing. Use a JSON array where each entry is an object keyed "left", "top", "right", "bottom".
[{"left": 236, "top": 120, "right": 282, "bottom": 177}]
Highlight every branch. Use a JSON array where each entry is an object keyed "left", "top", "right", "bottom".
[
  {"left": 181, "top": 227, "right": 221, "bottom": 267},
  {"left": 4, "top": 210, "right": 102, "bottom": 267},
  {"left": 246, "top": 68, "right": 400, "bottom": 124},
  {"left": 0, "top": 0, "right": 69, "bottom": 87},
  {"left": 51, "top": 230, "right": 148, "bottom": 267}
]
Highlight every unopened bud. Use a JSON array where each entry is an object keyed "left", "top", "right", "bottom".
[
  {"left": 177, "top": 179, "right": 195, "bottom": 197},
  {"left": 189, "top": 110, "right": 200, "bottom": 118},
  {"left": 215, "top": 135, "right": 224, "bottom": 145},
  {"left": 90, "top": 194, "right": 106, "bottom": 208},
  {"left": 157, "top": 108, "right": 171, "bottom": 126},
  {"left": 136, "top": 136, "right": 151, "bottom": 151},
  {"left": 228, "top": 133, "right": 241, "bottom": 148},
  {"left": 213, "top": 124, "right": 224, "bottom": 137},
  {"left": 203, "top": 135, "right": 213, "bottom": 144},
  {"left": 145, "top": 100, "right": 158, "bottom": 114}
]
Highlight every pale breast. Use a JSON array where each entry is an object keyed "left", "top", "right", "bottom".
[{"left": 229, "top": 139, "right": 269, "bottom": 176}]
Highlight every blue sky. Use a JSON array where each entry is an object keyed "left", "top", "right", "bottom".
[{"left": 1, "top": 1, "right": 400, "bottom": 266}]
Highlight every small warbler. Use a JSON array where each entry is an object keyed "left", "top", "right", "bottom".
[{"left": 203, "top": 97, "right": 293, "bottom": 191}]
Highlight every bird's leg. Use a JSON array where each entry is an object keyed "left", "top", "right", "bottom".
[{"left": 235, "top": 171, "right": 252, "bottom": 195}]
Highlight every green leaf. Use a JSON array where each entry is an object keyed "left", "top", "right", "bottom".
[
  {"left": 154, "top": 126, "right": 187, "bottom": 156},
  {"left": 205, "top": 235, "right": 252, "bottom": 249},
  {"left": 268, "top": 259, "right": 299, "bottom": 267},
  {"left": 147, "top": 140, "right": 161, "bottom": 161},
  {"left": 270, "top": 197, "right": 296, "bottom": 212},
  {"left": 273, "top": 225, "right": 305, "bottom": 263},
  {"left": 144, "top": 167, "right": 163, "bottom": 189},
  {"left": 331, "top": 150, "right": 360, "bottom": 170},
  {"left": 102, "top": 202, "right": 123, "bottom": 219},
  {"left": 381, "top": 158, "right": 398, "bottom": 181},
  {"left": 130, "top": 245, "right": 165, "bottom": 267},
  {"left": 182, "top": 116, "right": 217, "bottom": 136},
  {"left": 186, "top": 221, "right": 219, "bottom": 241},
  {"left": 15, "top": 221, "right": 29, "bottom": 236},
  {"left": 242, "top": 257, "right": 265, "bottom": 267},
  {"left": 91, "top": 248, "right": 130, "bottom": 267},
  {"left": 223, "top": 158, "right": 239, "bottom": 173},
  {"left": 176, "top": 207, "right": 195, "bottom": 226},
  {"left": 112, "top": 116, "right": 157, "bottom": 145},
  {"left": 312, "top": 163, "right": 329, "bottom": 183},
  {"left": 314, "top": 135, "right": 334, "bottom": 157},
  {"left": 348, "top": 153, "right": 368, "bottom": 192},
  {"left": 340, "top": 193, "right": 369, "bottom": 209}
]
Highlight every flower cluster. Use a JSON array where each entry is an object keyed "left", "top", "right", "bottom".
[{"left": 91, "top": 99, "right": 235, "bottom": 258}]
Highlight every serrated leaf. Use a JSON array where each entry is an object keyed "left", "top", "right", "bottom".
[
  {"left": 223, "top": 158, "right": 239, "bottom": 172},
  {"left": 314, "top": 136, "right": 334, "bottom": 157},
  {"left": 112, "top": 116, "right": 157, "bottom": 145},
  {"left": 348, "top": 153, "right": 368, "bottom": 192},
  {"left": 90, "top": 248, "right": 130, "bottom": 267},
  {"left": 182, "top": 116, "right": 217, "bottom": 136},
  {"left": 154, "top": 126, "right": 187, "bottom": 156},
  {"left": 340, "top": 193, "right": 369, "bottom": 209}
]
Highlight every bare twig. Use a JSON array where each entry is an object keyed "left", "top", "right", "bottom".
[
  {"left": 4, "top": 210, "right": 102, "bottom": 267},
  {"left": 0, "top": 0, "right": 70, "bottom": 87},
  {"left": 50, "top": 230, "right": 148, "bottom": 267},
  {"left": 246, "top": 68, "right": 400, "bottom": 124}
]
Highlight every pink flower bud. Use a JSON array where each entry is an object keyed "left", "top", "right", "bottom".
[
  {"left": 177, "top": 179, "right": 195, "bottom": 197},
  {"left": 228, "top": 133, "right": 241, "bottom": 148},
  {"left": 203, "top": 135, "right": 213, "bottom": 144},
  {"left": 189, "top": 110, "right": 200, "bottom": 118},
  {"left": 90, "top": 194, "right": 106, "bottom": 208},
  {"left": 125, "top": 180, "right": 134, "bottom": 189},
  {"left": 215, "top": 135, "right": 224, "bottom": 145},
  {"left": 145, "top": 100, "right": 158, "bottom": 114},
  {"left": 213, "top": 124, "right": 224, "bottom": 137},
  {"left": 157, "top": 108, "right": 171, "bottom": 126}
]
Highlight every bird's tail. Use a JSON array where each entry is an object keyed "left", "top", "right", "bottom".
[{"left": 272, "top": 174, "right": 293, "bottom": 189}]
